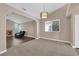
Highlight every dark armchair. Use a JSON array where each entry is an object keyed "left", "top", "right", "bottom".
[{"left": 15, "top": 31, "right": 25, "bottom": 38}]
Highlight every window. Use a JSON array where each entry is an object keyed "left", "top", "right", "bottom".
[
  {"left": 45, "top": 21, "right": 52, "bottom": 32},
  {"left": 45, "top": 19, "right": 60, "bottom": 32},
  {"left": 15, "top": 23, "right": 21, "bottom": 33}
]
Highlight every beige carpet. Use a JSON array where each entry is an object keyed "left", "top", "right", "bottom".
[{"left": 1, "top": 39, "right": 78, "bottom": 56}]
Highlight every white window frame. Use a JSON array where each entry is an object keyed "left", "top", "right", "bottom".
[{"left": 45, "top": 19, "right": 60, "bottom": 32}]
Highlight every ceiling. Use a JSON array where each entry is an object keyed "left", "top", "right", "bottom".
[
  {"left": 7, "top": 13, "right": 34, "bottom": 23},
  {"left": 6, "top": 3, "right": 66, "bottom": 23}
]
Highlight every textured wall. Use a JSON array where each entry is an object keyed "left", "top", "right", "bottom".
[
  {"left": 39, "top": 3, "right": 79, "bottom": 46},
  {"left": 21, "top": 21, "right": 37, "bottom": 38},
  {"left": 39, "top": 4, "right": 71, "bottom": 42}
]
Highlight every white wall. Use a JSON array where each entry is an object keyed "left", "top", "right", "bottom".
[
  {"left": 72, "top": 15, "right": 79, "bottom": 48},
  {"left": 75, "top": 15, "right": 79, "bottom": 48}
]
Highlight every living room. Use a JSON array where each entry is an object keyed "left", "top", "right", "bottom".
[
  {"left": 6, "top": 13, "right": 36, "bottom": 48},
  {"left": 1, "top": 3, "right": 79, "bottom": 56}
]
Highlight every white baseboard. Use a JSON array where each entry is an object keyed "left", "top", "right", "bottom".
[
  {"left": 72, "top": 46, "right": 77, "bottom": 48},
  {"left": 25, "top": 35, "right": 36, "bottom": 38},
  {"left": 36, "top": 38, "right": 40, "bottom": 39},
  {"left": 40, "top": 37, "right": 71, "bottom": 44},
  {"left": 40, "top": 37, "right": 79, "bottom": 48},
  {"left": 69, "top": 43, "right": 77, "bottom": 48},
  {"left": 0, "top": 50, "right": 7, "bottom": 55}
]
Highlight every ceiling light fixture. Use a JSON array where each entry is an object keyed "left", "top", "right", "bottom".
[{"left": 40, "top": 3, "right": 48, "bottom": 19}]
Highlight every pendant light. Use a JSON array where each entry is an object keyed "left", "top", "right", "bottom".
[{"left": 40, "top": 3, "right": 48, "bottom": 19}]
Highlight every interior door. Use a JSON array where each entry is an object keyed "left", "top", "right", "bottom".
[{"left": 75, "top": 15, "right": 79, "bottom": 48}]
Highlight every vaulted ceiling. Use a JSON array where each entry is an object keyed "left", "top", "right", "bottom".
[{"left": 6, "top": 3, "right": 66, "bottom": 23}]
